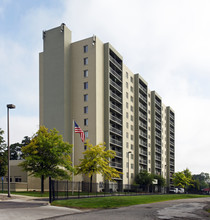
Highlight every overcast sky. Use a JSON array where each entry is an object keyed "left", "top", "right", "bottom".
[{"left": 0, "top": 0, "right": 210, "bottom": 175}]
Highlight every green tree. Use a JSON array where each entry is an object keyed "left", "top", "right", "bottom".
[
  {"left": 193, "top": 172, "right": 210, "bottom": 189},
  {"left": 19, "top": 126, "right": 73, "bottom": 193},
  {"left": 172, "top": 168, "right": 193, "bottom": 191},
  {"left": 10, "top": 136, "right": 31, "bottom": 160},
  {"left": 153, "top": 174, "right": 166, "bottom": 187},
  {"left": 135, "top": 170, "right": 154, "bottom": 191},
  {"left": 0, "top": 129, "right": 7, "bottom": 177},
  {"left": 76, "top": 141, "right": 122, "bottom": 192}
]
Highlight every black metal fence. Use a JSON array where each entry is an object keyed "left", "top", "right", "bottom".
[{"left": 49, "top": 178, "right": 167, "bottom": 203}]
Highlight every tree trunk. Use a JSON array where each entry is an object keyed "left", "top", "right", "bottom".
[{"left": 41, "top": 175, "right": 44, "bottom": 193}]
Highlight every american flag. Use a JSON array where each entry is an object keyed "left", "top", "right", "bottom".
[{"left": 74, "top": 121, "right": 85, "bottom": 142}]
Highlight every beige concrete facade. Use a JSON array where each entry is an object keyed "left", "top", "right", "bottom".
[{"left": 39, "top": 24, "right": 175, "bottom": 187}]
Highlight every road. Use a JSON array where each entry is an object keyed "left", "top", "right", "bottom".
[{"left": 0, "top": 194, "right": 210, "bottom": 220}]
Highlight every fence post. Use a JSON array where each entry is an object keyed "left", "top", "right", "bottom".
[{"left": 49, "top": 176, "right": 52, "bottom": 203}]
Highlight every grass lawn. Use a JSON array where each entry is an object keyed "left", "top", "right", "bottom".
[{"left": 51, "top": 194, "right": 210, "bottom": 209}]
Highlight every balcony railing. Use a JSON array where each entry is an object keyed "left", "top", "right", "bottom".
[
  {"left": 155, "top": 132, "right": 161, "bottom": 138},
  {"left": 155, "top": 156, "right": 161, "bottom": 161},
  {"left": 155, "top": 100, "right": 161, "bottom": 107},
  {"left": 110, "top": 161, "right": 122, "bottom": 169},
  {"left": 115, "top": 151, "right": 122, "bottom": 157},
  {"left": 140, "top": 131, "right": 147, "bottom": 138},
  {"left": 156, "top": 148, "right": 161, "bottom": 154},
  {"left": 110, "top": 103, "right": 122, "bottom": 114},
  {"left": 110, "top": 115, "right": 122, "bottom": 125},
  {"left": 140, "top": 122, "right": 147, "bottom": 129},
  {"left": 155, "top": 116, "right": 161, "bottom": 123},
  {"left": 139, "top": 103, "right": 147, "bottom": 112},
  {"left": 109, "top": 56, "right": 122, "bottom": 70},
  {"left": 139, "top": 94, "right": 147, "bottom": 103},
  {"left": 155, "top": 108, "right": 161, "bottom": 115},
  {"left": 140, "top": 113, "right": 147, "bottom": 120},
  {"left": 156, "top": 139, "right": 161, "bottom": 146},
  {"left": 140, "top": 160, "right": 147, "bottom": 165},
  {"left": 110, "top": 91, "right": 122, "bottom": 103},
  {"left": 110, "top": 68, "right": 122, "bottom": 81},
  {"left": 140, "top": 150, "right": 147, "bottom": 156},
  {"left": 139, "top": 140, "right": 147, "bottom": 147},
  {"left": 110, "top": 127, "right": 122, "bottom": 135},
  {"left": 110, "top": 138, "right": 122, "bottom": 146},
  {"left": 139, "top": 84, "right": 147, "bottom": 93},
  {"left": 110, "top": 79, "right": 122, "bottom": 92},
  {"left": 170, "top": 141, "right": 174, "bottom": 146},
  {"left": 155, "top": 124, "right": 161, "bottom": 130}
]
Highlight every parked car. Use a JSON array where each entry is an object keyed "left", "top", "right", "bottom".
[
  {"left": 169, "top": 187, "right": 178, "bottom": 194},
  {"left": 178, "top": 188, "right": 185, "bottom": 193}
]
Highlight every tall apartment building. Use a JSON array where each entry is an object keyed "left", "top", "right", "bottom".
[{"left": 39, "top": 24, "right": 175, "bottom": 187}]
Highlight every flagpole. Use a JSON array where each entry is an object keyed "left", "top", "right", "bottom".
[{"left": 72, "top": 119, "right": 74, "bottom": 195}]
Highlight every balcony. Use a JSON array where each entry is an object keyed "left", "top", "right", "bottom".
[
  {"left": 139, "top": 140, "right": 147, "bottom": 147},
  {"left": 170, "top": 161, "right": 174, "bottom": 166},
  {"left": 155, "top": 164, "right": 161, "bottom": 169},
  {"left": 139, "top": 103, "right": 147, "bottom": 112},
  {"left": 155, "top": 108, "right": 161, "bottom": 116},
  {"left": 139, "top": 131, "right": 147, "bottom": 139},
  {"left": 140, "top": 122, "right": 147, "bottom": 129},
  {"left": 110, "top": 126, "right": 122, "bottom": 136},
  {"left": 110, "top": 161, "right": 122, "bottom": 169},
  {"left": 140, "top": 159, "right": 147, "bottom": 165},
  {"left": 155, "top": 100, "right": 161, "bottom": 108},
  {"left": 170, "top": 121, "right": 174, "bottom": 126},
  {"left": 170, "top": 114, "right": 174, "bottom": 120},
  {"left": 139, "top": 84, "right": 147, "bottom": 94},
  {"left": 170, "top": 141, "right": 174, "bottom": 146},
  {"left": 170, "top": 134, "right": 174, "bottom": 140},
  {"left": 155, "top": 116, "right": 161, "bottom": 123},
  {"left": 140, "top": 150, "right": 147, "bottom": 156},
  {"left": 156, "top": 148, "right": 161, "bottom": 154},
  {"left": 155, "top": 124, "right": 161, "bottom": 131},
  {"left": 110, "top": 103, "right": 122, "bottom": 114},
  {"left": 109, "top": 56, "right": 122, "bottom": 70},
  {"left": 110, "top": 79, "right": 122, "bottom": 92},
  {"left": 110, "top": 138, "right": 122, "bottom": 147},
  {"left": 110, "top": 68, "right": 122, "bottom": 81},
  {"left": 110, "top": 91, "right": 122, "bottom": 103},
  {"left": 115, "top": 151, "right": 122, "bottom": 158},
  {"left": 110, "top": 115, "right": 122, "bottom": 125},
  {"left": 140, "top": 112, "right": 147, "bottom": 121},
  {"left": 156, "top": 139, "right": 161, "bottom": 146},
  {"left": 155, "top": 132, "right": 161, "bottom": 138},
  {"left": 139, "top": 94, "right": 147, "bottom": 103},
  {"left": 170, "top": 147, "right": 174, "bottom": 153}
]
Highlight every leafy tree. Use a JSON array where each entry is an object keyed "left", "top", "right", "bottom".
[
  {"left": 172, "top": 168, "right": 193, "bottom": 191},
  {"left": 135, "top": 170, "right": 154, "bottom": 190},
  {"left": 0, "top": 129, "right": 7, "bottom": 177},
  {"left": 193, "top": 172, "right": 210, "bottom": 189},
  {"left": 153, "top": 174, "right": 166, "bottom": 187},
  {"left": 76, "top": 141, "right": 122, "bottom": 192},
  {"left": 10, "top": 136, "right": 31, "bottom": 160},
  {"left": 19, "top": 126, "right": 73, "bottom": 193}
]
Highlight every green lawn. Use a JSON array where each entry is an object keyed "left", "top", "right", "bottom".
[{"left": 51, "top": 194, "right": 210, "bottom": 209}]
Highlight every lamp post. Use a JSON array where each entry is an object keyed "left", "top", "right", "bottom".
[
  {"left": 128, "top": 151, "right": 131, "bottom": 189},
  {"left": 7, "top": 104, "right": 16, "bottom": 197}
]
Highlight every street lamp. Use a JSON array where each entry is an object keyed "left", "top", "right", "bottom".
[
  {"left": 7, "top": 104, "right": 16, "bottom": 197},
  {"left": 128, "top": 151, "right": 131, "bottom": 188}
]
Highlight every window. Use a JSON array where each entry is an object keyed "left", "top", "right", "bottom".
[
  {"left": 84, "top": 131, "right": 88, "bottom": 138},
  {"left": 84, "top": 94, "right": 88, "bottom": 101},
  {"left": 126, "top": 162, "right": 129, "bottom": 168},
  {"left": 131, "top": 135, "right": 133, "bottom": 140},
  {"left": 126, "top": 132, "right": 129, "bottom": 138},
  {"left": 84, "top": 106, "right": 88, "bottom": 114},
  {"left": 131, "top": 173, "right": 134, "bottom": 179},
  {"left": 131, "top": 115, "right": 133, "bottom": 121},
  {"left": 126, "top": 92, "right": 128, "bottom": 99},
  {"left": 84, "top": 45, "right": 88, "bottom": 53},
  {"left": 131, "top": 125, "right": 133, "bottom": 131},
  {"left": 130, "top": 106, "right": 133, "bottom": 112},
  {"left": 84, "top": 57, "right": 88, "bottom": 65},
  {"left": 126, "top": 122, "right": 129, "bottom": 128},
  {"left": 131, "top": 154, "right": 134, "bottom": 159},
  {"left": 126, "top": 102, "right": 128, "bottom": 109},
  {"left": 84, "top": 69, "right": 88, "bottom": 77},
  {"left": 130, "top": 86, "right": 133, "bottom": 92},
  {"left": 130, "top": 76, "right": 133, "bottom": 83},
  {"left": 84, "top": 82, "right": 88, "bottom": 89},
  {"left": 126, "top": 82, "right": 128, "bottom": 88},
  {"left": 131, "top": 164, "right": 134, "bottom": 169},
  {"left": 126, "top": 112, "right": 129, "bottom": 118},
  {"left": 84, "top": 118, "right": 88, "bottom": 126},
  {"left": 126, "top": 172, "right": 129, "bottom": 178},
  {"left": 130, "top": 96, "right": 133, "bottom": 102},
  {"left": 131, "top": 144, "right": 133, "bottom": 150},
  {"left": 126, "top": 142, "right": 129, "bottom": 148},
  {"left": 15, "top": 177, "right": 21, "bottom": 182},
  {"left": 126, "top": 72, "right": 128, "bottom": 78}
]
